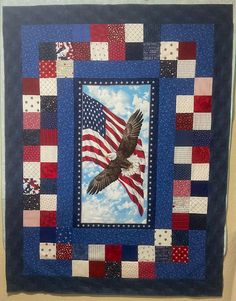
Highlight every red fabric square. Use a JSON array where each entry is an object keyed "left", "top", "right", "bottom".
[
  {"left": 40, "top": 211, "right": 56, "bottom": 227},
  {"left": 176, "top": 113, "right": 193, "bottom": 130},
  {"left": 41, "top": 163, "right": 58, "bottom": 178},
  {"left": 194, "top": 96, "right": 212, "bottom": 112},
  {"left": 56, "top": 243, "right": 72, "bottom": 260},
  {"left": 192, "top": 147, "right": 210, "bottom": 163},
  {"left": 23, "top": 146, "right": 40, "bottom": 162},
  {"left": 90, "top": 24, "right": 108, "bottom": 42},
  {"left": 108, "top": 24, "right": 125, "bottom": 42},
  {"left": 172, "top": 246, "right": 189, "bottom": 263},
  {"left": 22, "top": 78, "right": 40, "bottom": 95},
  {"left": 173, "top": 180, "right": 191, "bottom": 197},
  {"left": 172, "top": 214, "right": 190, "bottom": 230},
  {"left": 105, "top": 245, "right": 122, "bottom": 262},
  {"left": 40, "top": 129, "right": 58, "bottom": 145},
  {"left": 39, "top": 60, "right": 56, "bottom": 78},
  {"left": 139, "top": 262, "right": 156, "bottom": 279},
  {"left": 72, "top": 42, "right": 90, "bottom": 60},
  {"left": 178, "top": 42, "right": 196, "bottom": 60},
  {"left": 23, "top": 112, "right": 40, "bottom": 129},
  {"left": 89, "top": 261, "right": 105, "bottom": 278},
  {"left": 108, "top": 42, "right": 126, "bottom": 60}
]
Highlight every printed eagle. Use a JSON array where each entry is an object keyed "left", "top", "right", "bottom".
[{"left": 87, "top": 110, "right": 143, "bottom": 195}]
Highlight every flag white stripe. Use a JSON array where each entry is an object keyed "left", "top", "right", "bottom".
[
  {"left": 119, "top": 179, "right": 144, "bottom": 206},
  {"left": 83, "top": 129, "right": 112, "bottom": 152},
  {"left": 104, "top": 110, "right": 126, "bottom": 130},
  {"left": 82, "top": 151, "right": 108, "bottom": 165},
  {"left": 106, "top": 121, "right": 123, "bottom": 139},
  {"left": 82, "top": 140, "right": 109, "bottom": 156}
]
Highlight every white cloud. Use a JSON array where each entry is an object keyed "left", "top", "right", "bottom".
[{"left": 132, "top": 94, "right": 150, "bottom": 117}]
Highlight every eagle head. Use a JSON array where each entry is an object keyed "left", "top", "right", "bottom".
[{"left": 106, "top": 152, "right": 117, "bottom": 161}]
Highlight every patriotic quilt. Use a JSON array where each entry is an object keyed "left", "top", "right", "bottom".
[{"left": 3, "top": 4, "right": 233, "bottom": 296}]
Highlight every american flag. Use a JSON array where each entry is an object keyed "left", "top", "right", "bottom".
[{"left": 81, "top": 93, "right": 146, "bottom": 216}]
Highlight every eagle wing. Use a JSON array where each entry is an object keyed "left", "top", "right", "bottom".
[
  {"left": 118, "top": 109, "right": 143, "bottom": 158},
  {"left": 87, "top": 162, "right": 121, "bottom": 195}
]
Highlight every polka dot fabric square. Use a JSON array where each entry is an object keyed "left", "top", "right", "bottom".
[
  {"left": 56, "top": 243, "right": 72, "bottom": 260},
  {"left": 172, "top": 246, "right": 189, "bottom": 263},
  {"left": 39, "top": 60, "right": 56, "bottom": 78}
]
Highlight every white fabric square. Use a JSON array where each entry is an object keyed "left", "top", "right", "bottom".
[
  {"left": 193, "top": 113, "right": 212, "bottom": 130},
  {"left": 40, "top": 146, "right": 58, "bottom": 162},
  {"left": 138, "top": 245, "right": 155, "bottom": 262},
  {"left": 56, "top": 60, "right": 74, "bottom": 78},
  {"left": 40, "top": 243, "right": 56, "bottom": 260},
  {"left": 191, "top": 163, "right": 210, "bottom": 181},
  {"left": 88, "top": 244, "right": 105, "bottom": 261},
  {"left": 90, "top": 42, "right": 108, "bottom": 61},
  {"left": 174, "top": 147, "right": 192, "bottom": 164},
  {"left": 160, "top": 42, "right": 179, "bottom": 60},
  {"left": 177, "top": 60, "right": 196, "bottom": 78},
  {"left": 23, "top": 95, "right": 40, "bottom": 112},
  {"left": 125, "top": 24, "right": 143, "bottom": 42},
  {"left": 190, "top": 197, "right": 208, "bottom": 214},
  {"left": 40, "top": 78, "right": 57, "bottom": 96},
  {"left": 121, "top": 261, "right": 139, "bottom": 278},
  {"left": 173, "top": 197, "right": 190, "bottom": 213},
  {"left": 23, "top": 162, "right": 40, "bottom": 178},
  {"left": 176, "top": 95, "right": 194, "bottom": 113},
  {"left": 40, "top": 194, "right": 57, "bottom": 211},
  {"left": 72, "top": 260, "right": 89, "bottom": 277},
  {"left": 154, "top": 229, "right": 172, "bottom": 246}
]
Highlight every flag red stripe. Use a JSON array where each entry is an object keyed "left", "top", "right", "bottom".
[
  {"left": 120, "top": 175, "right": 144, "bottom": 198},
  {"left": 106, "top": 124, "right": 122, "bottom": 144},
  {"left": 82, "top": 146, "right": 109, "bottom": 162},
  {"left": 82, "top": 134, "right": 111, "bottom": 154},
  {"left": 105, "top": 135, "right": 119, "bottom": 151},
  {"left": 106, "top": 115, "right": 125, "bottom": 134},
  {"left": 82, "top": 156, "right": 108, "bottom": 169},
  {"left": 103, "top": 107, "right": 126, "bottom": 126},
  {"left": 133, "top": 149, "right": 145, "bottom": 158},
  {"left": 130, "top": 173, "right": 143, "bottom": 184}
]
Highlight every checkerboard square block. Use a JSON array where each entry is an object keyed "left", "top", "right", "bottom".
[
  {"left": 144, "top": 24, "right": 160, "bottom": 42},
  {"left": 40, "top": 146, "right": 58, "bottom": 162},
  {"left": 41, "top": 96, "right": 57, "bottom": 112},
  {"left": 40, "top": 179, "right": 57, "bottom": 194},
  {"left": 40, "top": 242, "right": 56, "bottom": 260},
  {"left": 191, "top": 163, "right": 210, "bottom": 181},
  {"left": 193, "top": 113, "right": 211, "bottom": 130},
  {"left": 73, "top": 244, "right": 88, "bottom": 260},
  {"left": 56, "top": 243, "right": 72, "bottom": 260},
  {"left": 176, "top": 95, "right": 194, "bottom": 113},
  {"left": 39, "top": 60, "right": 57, "bottom": 78},
  {"left": 175, "top": 131, "right": 193, "bottom": 146},
  {"left": 176, "top": 113, "right": 193, "bottom": 130},
  {"left": 90, "top": 24, "right": 108, "bottom": 42},
  {"left": 172, "top": 197, "right": 190, "bottom": 213},
  {"left": 177, "top": 60, "right": 196, "bottom": 78},
  {"left": 189, "top": 214, "right": 207, "bottom": 229},
  {"left": 40, "top": 210, "right": 56, "bottom": 227},
  {"left": 155, "top": 247, "right": 172, "bottom": 263},
  {"left": 122, "top": 245, "right": 138, "bottom": 261},
  {"left": 39, "top": 43, "right": 57, "bottom": 60},
  {"left": 172, "top": 246, "right": 189, "bottom": 263},
  {"left": 22, "top": 78, "right": 40, "bottom": 95},
  {"left": 23, "top": 162, "right": 40, "bottom": 178},
  {"left": 23, "top": 210, "right": 40, "bottom": 227},
  {"left": 23, "top": 178, "right": 40, "bottom": 195},
  {"left": 193, "top": 131, "right": 211, "bottom": 146},
  {"left": 160, "top": 42, "right": 179, "bottom": 60},
  {"left": 40, "top": 194, "right": 57, "bottom": 211},
  {"left": 89, "top": 261, "right": 105, "bottom": 278},
  {"left": 23, "top": 95, "right": 40, "bottom": 112},
  {"left": 40, "top": 78, "right": 57, "bottom": 96},
  {"left": 23, "top": 129, "right": 40, "bottom": 145},
  {"left": 138, "top": 245, "right": 155, "bottom": 262},
  {"left": 88, "top": 244, "right": 105, "bottom": 261},
  {"left": 56, "top": 60, "right": 74, "bottom": 78},
  {"left": 154, "top": 229, "right": 172, "bottom": 246},
  {"left": 194, "top": 77, "right": 213, "bottom": 96},
  {"left": 191, "top": 181, "right": 208, "bottom": 197},
  {"left": 40, "top": 129, "right": 58, "bottom": 145},
  {"left": 23, "top": 112, "right": 40, "bottom": 129},
  {"left": 194, "top": 96, "right": 212, "bottom": 112},
  {"left": 172, "top": 213, "right": 190, "bottom": 230},
  {"left": 125, "top": 24, "right": 143, "bottom": 42},
  {"left": 41, "top": 112, "right": 57, "bottom": 128},
  {"left": 174, "top": 164, "right": 191, "bottom": 180},
  {"left": 160, "top": 60, "right": 177, "bottom": 77},
  {"left": 23, "top": 146, "right": 40, "bottom": 162},
  {"left": 71, "top": 42, "right": 90, "bottom": 60},
  {"left": 173, "top": 180, "right": 191, "bottom": 197},
  {"left": 72, "top": 24, "right": 90, "bottom": 42},
  {"left": 108, "top": 24, "right": 125, "bottom": 42},
  {"left": 90, "top": 42, "right": 108, "bottom": 61},
  {"left": 40, "top": 227, "right": 56, "bottom": 242},
  {"left": 172, "top": 230, "right": 189, "bottom": 245},
  {"left": 139, "top": 262, "right": 156, "bottom": 279},
  {"left": 41, "top": 162, "right": 58, "bottom": 178},
  {"left": 108, "top": 42, "right": 126, "bottom": 60},
  {"left": 174, "top": 147, "right": 192, "bottom": 164},
  {"left": 72, "top": 260, "right": 89, "bottom": 277},
  {"left": 143, "top": 42, "right": 160, "bottom": 60},
  {"left": 192, "top": 146, "right": 210, "bottom": 163},
  {"left": 105, "top": 245, "right": 122, "bottom": 262},
  {"left": 178, "top": 42, "right": 196, "bottom": 60},
  {"left": 125, "top": 43, "right": 143, "bottom": 60},
  {"left": 189, "top": 197, "right": 208, "bottom": 214},
  {"left": 121, "top": 261, "right": 139, "bottom": 278},
  {"left": 23, "top": 195, "right": 40, "bottom": 210},
  {"left": 105, "top": 262, "right": 121, "bottom": 278}
]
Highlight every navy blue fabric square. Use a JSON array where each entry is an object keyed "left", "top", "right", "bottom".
[
  {"left": 39, "top": 43, "right": 57, "bottom": 60},
  {"left": 41, "top": 112, "right": 57, "bottom": 128},
  {"left": 40, "top": 228, "right": 56, "bottom": 242},
  {"left": 56, "top": 227, "right": 72, "bottom": 243},
  {"left": 73, "top": 244, "right": 88, "bottom": 260},
  {"left": 144, "top": 24, "right": 160, "bottom": 42},
  {"left": 175, "top": 131, "right": 193, "bottom": 146},
  {"left": 40, "top": 179, "right": 57, "bottom": 194},
  {"left": 41, "top": 96, "right": 57, "bottom": 112},
  {"left": 191, "top": 181, "right": 208, "bottom": 196},
  {"left": 174, "top": 164, "right": 191, "bottom": 180},
  {"left": 23, "top": 195, "right": 40, "bottom": 210},
  {"left": 190, "top": 214, "right": 207, "bottom": 230},
  {"left": 23, "top": 130, "right": 40, "bottom": 145},
  {"left": 143, "top": 42, "right": 160, "bottom": 60},
  {"left": 172, "top": 231, "right": 189, "bottom": 245},
  {"left": 155, "top": 247, "right": 172, "bottom": 262},
  {"left": 160, "top": 60, "right": 177, "bottom": 78},
  {"left": 126, "top": 43, "right": 143, "bottom": 60},
  {"left": 193, "top": 131, "right": 211, "bottom": 146},
  {"left": 105, "top": 262, "right": 121, "bottom": 279},
  {"left": 122, "top": 245, "right": 138, "bottom": 261}
]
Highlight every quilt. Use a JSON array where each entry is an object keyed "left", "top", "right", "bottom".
[{"left": 3, "top": 4, "right": 233, "bottom": 296}]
